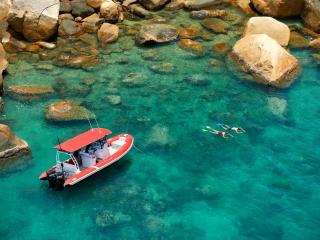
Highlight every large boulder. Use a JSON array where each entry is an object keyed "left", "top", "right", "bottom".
[
  {"left": 0, "top": 0, "right": 11, "bottom": 41},
  {"left": 136, "top": 24, "right": 178, "bottom": 44},
  {"left": 244, "top": 17, "right": 290, "bottom": 46},
  {"left": 184, "top": 0, "right": 223, "bottom": 10},
  {"left": 45, "top": 99, "right": 95, "bottom": 122},
  {"left": 8, "top": 0, "right": 60, "bottom": 41},
  {"left": 250, "top": 0, "right": 304, "bottom": 18},
  {"left": 97, "top": 23, "right": 119, "bottom": 43},
  {"left": 231, "top": 34, "right": 300, "bottom": 88},
  {"left": 82, "top": 13, "right": 104, "bottom": 32},
  {"left": 139, "top": 0, "right": 170, "bottom": 10},
  {"left": 100, "top": 0, "right": 121, "bottom": 23},
  {"left": 302, "top": 0, "right": 320, "bottom": 33},
  {"left": 0, "top": 124, "right": 30, "bottom": 161}
]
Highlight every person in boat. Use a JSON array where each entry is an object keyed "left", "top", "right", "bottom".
[
  {"left": 217, "top": 123, "right": 245, "bottom": 133},
  {"left": 202, "top": 128, "right": 233, "bottom": 138}
]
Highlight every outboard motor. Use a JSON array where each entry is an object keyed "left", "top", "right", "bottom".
[{"left": 46, "top": 169, "right": 65, "bottom": 191}]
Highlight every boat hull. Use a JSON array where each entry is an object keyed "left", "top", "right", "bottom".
[{"left": 39, "top": 133, "right": 134, "bottom": 187}]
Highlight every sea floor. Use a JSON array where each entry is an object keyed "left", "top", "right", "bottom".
[{"left": 1, "top": 7, "right": 320, "bottom": 240}]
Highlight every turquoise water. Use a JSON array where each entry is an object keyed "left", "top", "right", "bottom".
[{"left": 1, "top": 8, "right": 320, "bottom": 240}]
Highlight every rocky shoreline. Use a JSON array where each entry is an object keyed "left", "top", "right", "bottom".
[{"left": 0, "top": 0, "right": 320, "bottom": 164}]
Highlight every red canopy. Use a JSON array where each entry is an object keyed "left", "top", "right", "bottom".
[{"left": 54, "top": 128, "right": 112, "bottom": 153}]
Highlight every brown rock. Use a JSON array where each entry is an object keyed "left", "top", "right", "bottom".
[
  {"left": 178, "top": 25, "right": 203, "bottom": 39},
  {"left": 7, "top": 85, "right": 54, "bottom": 101},
  {"left": 212, "top": 41, "right": 231, "bottom": 55},
  {"left": 45, "top": 99, "right": 95, "bottom": 122},
  {"left": 251, "top": 0, "right": 304, "bottom": 18},
  {"left": 165, "top": 0, "right": 185, "bottom": 10},
  {"left": 8, "top": 0, "right": 59, "bottom": 41},
  {"left": 139, "top": 0, "right": 170, "bottom": 10},
  {"left": 0, "top": 124, "right": 30, "bottom": 162},
  {"left": 201, "top": 18, "right": 230, "bottom": 33},
  {"left": 100, "top": 0, "right": 121, "bottom": 23},
  {"left": 66, "top": 55, "right": 99, "bottom": 69},
  {"left": 71, "top": 0, "right": 95, "bottom": 18},
  {"left": 179, "top": 39, "right": 205, "bottom": 55},
  {"left": 82, "top": 13, "right": 104, "bottom": 33},
  {"left": 97, "top": 23, "right": 119, "bottom": 43},
  {"left": 302, "top": 0, "right": 320, "bottom": 33},
  {"left": 231, "top": 34, "right": 300, "bottom": 88},
  {"left": 309, "top": 38, "right": 320, "bottom": 49},
  {"left": 128, "top": 4, "right": 153, "bottom": 19},
  {"left": 87, "top": 0, "right": 104, "bottom": 9},
  {"left": 190, "top": 10, "right": 226, "bottom": 19},
  {"left": 289, "top": 31, "right": 309, "bottom": 48},
  {"left": 184, "top": 0, "right": 223, "bottom": 10}
]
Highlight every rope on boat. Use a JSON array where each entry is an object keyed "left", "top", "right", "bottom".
[{"left": 133, "top": 143, "right": 144, "bottom": 153}]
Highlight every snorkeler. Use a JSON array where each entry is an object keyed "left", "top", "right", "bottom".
[
  {"left": 216, "top": 124, "right": 246, "bottom": 133},
  {"left": 202, "top": 127, "right": 233, "bottom": 139}
]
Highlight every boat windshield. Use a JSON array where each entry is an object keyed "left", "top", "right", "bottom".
[{"left": 56, "top": 151, "right": 73, "bottom": 162}]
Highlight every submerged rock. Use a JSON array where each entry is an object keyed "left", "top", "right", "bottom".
[
  {"left": 96, "top": 210, "right": 131, "bottom": 228},
  {"left": 201, "top": 18, "right": 230, "bottom": 33},
  {"left": 178, "top": 39, "right": 205, "bottom": 55},
  {"left": 142, "top": 50, "right": 164, "bottom": 61},
  {"left": 97, "top": 23, "right": 119, "bottom": 43},
  {"left": 302, "top": 0, "right": 320, "bottom": 33},
  {"left": 106, "top": 95, "right": 122, "bottom": 105},
  {"left": 178, "top": 25, "right": 203, "bottom": 39},
  {"left": 250, "top": 0, "right": 304, "bottom": 18},
  {"left": 244, "top": 17, "right": 290, "bottom": 46},
  {"left": 149, "top": 62, "right": 175, "bottom": 73},
  {"left": 267, "top": 97, "right": 287, "bottom": 118},
  {"left": 45, "top": 99, "right": 95, "bottom": 122},
  {"left": 136, "top": 24, "right": 178, "bottom": 44},
  {"left": 212, "top": 41, "right": 231, "bottom": 55},
  {"left": 231, "top": 34, "right": 300, "bottom": 88},
  {"left": 128, "top": 4, "right": 153, "bottom": 19},
  {"left": 8, "top": 0, "right": 59, "bottom": 41},
  {"left": 289, "top": 31, "right": 309, "bottom": 49},
  {"left": 122, "top": 72, "right": 146, "bottom": 87},
  {"left": 0, "top": 124, "right": 30, "bottom": 162},
  {"left": 7, "top": 85, "right": 54, "bottom": 101},
  {"left": 146, "top": 124, "right": 175, "bottom": 148},
  {"left": 185, "top": 74, "right": 210, "bottom": 86}
]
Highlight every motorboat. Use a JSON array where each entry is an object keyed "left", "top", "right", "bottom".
[{"left": 39, "top": 128, "right": 134, "bottom": 190}]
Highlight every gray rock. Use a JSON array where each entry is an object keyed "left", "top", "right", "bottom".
[{"left": 136, "top": 24, "right": 178, "bottom": 44}]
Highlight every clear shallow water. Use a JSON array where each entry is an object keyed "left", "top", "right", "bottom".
[{"left": 1, "top": 8, "right": 320, "bottom": 240}]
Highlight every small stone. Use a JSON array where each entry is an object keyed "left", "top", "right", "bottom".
[
  {"left": 122, "top": 72, "right": 146, "bottom": 87},
  {"left": 309, "top": 38, "right": 320, "bottom": 49},
  {"left": 35, "top": 41, "right": 56, "bottom": 49},
  {"left": 190, "top": 10, "right": 226, "bottom": 19}
]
